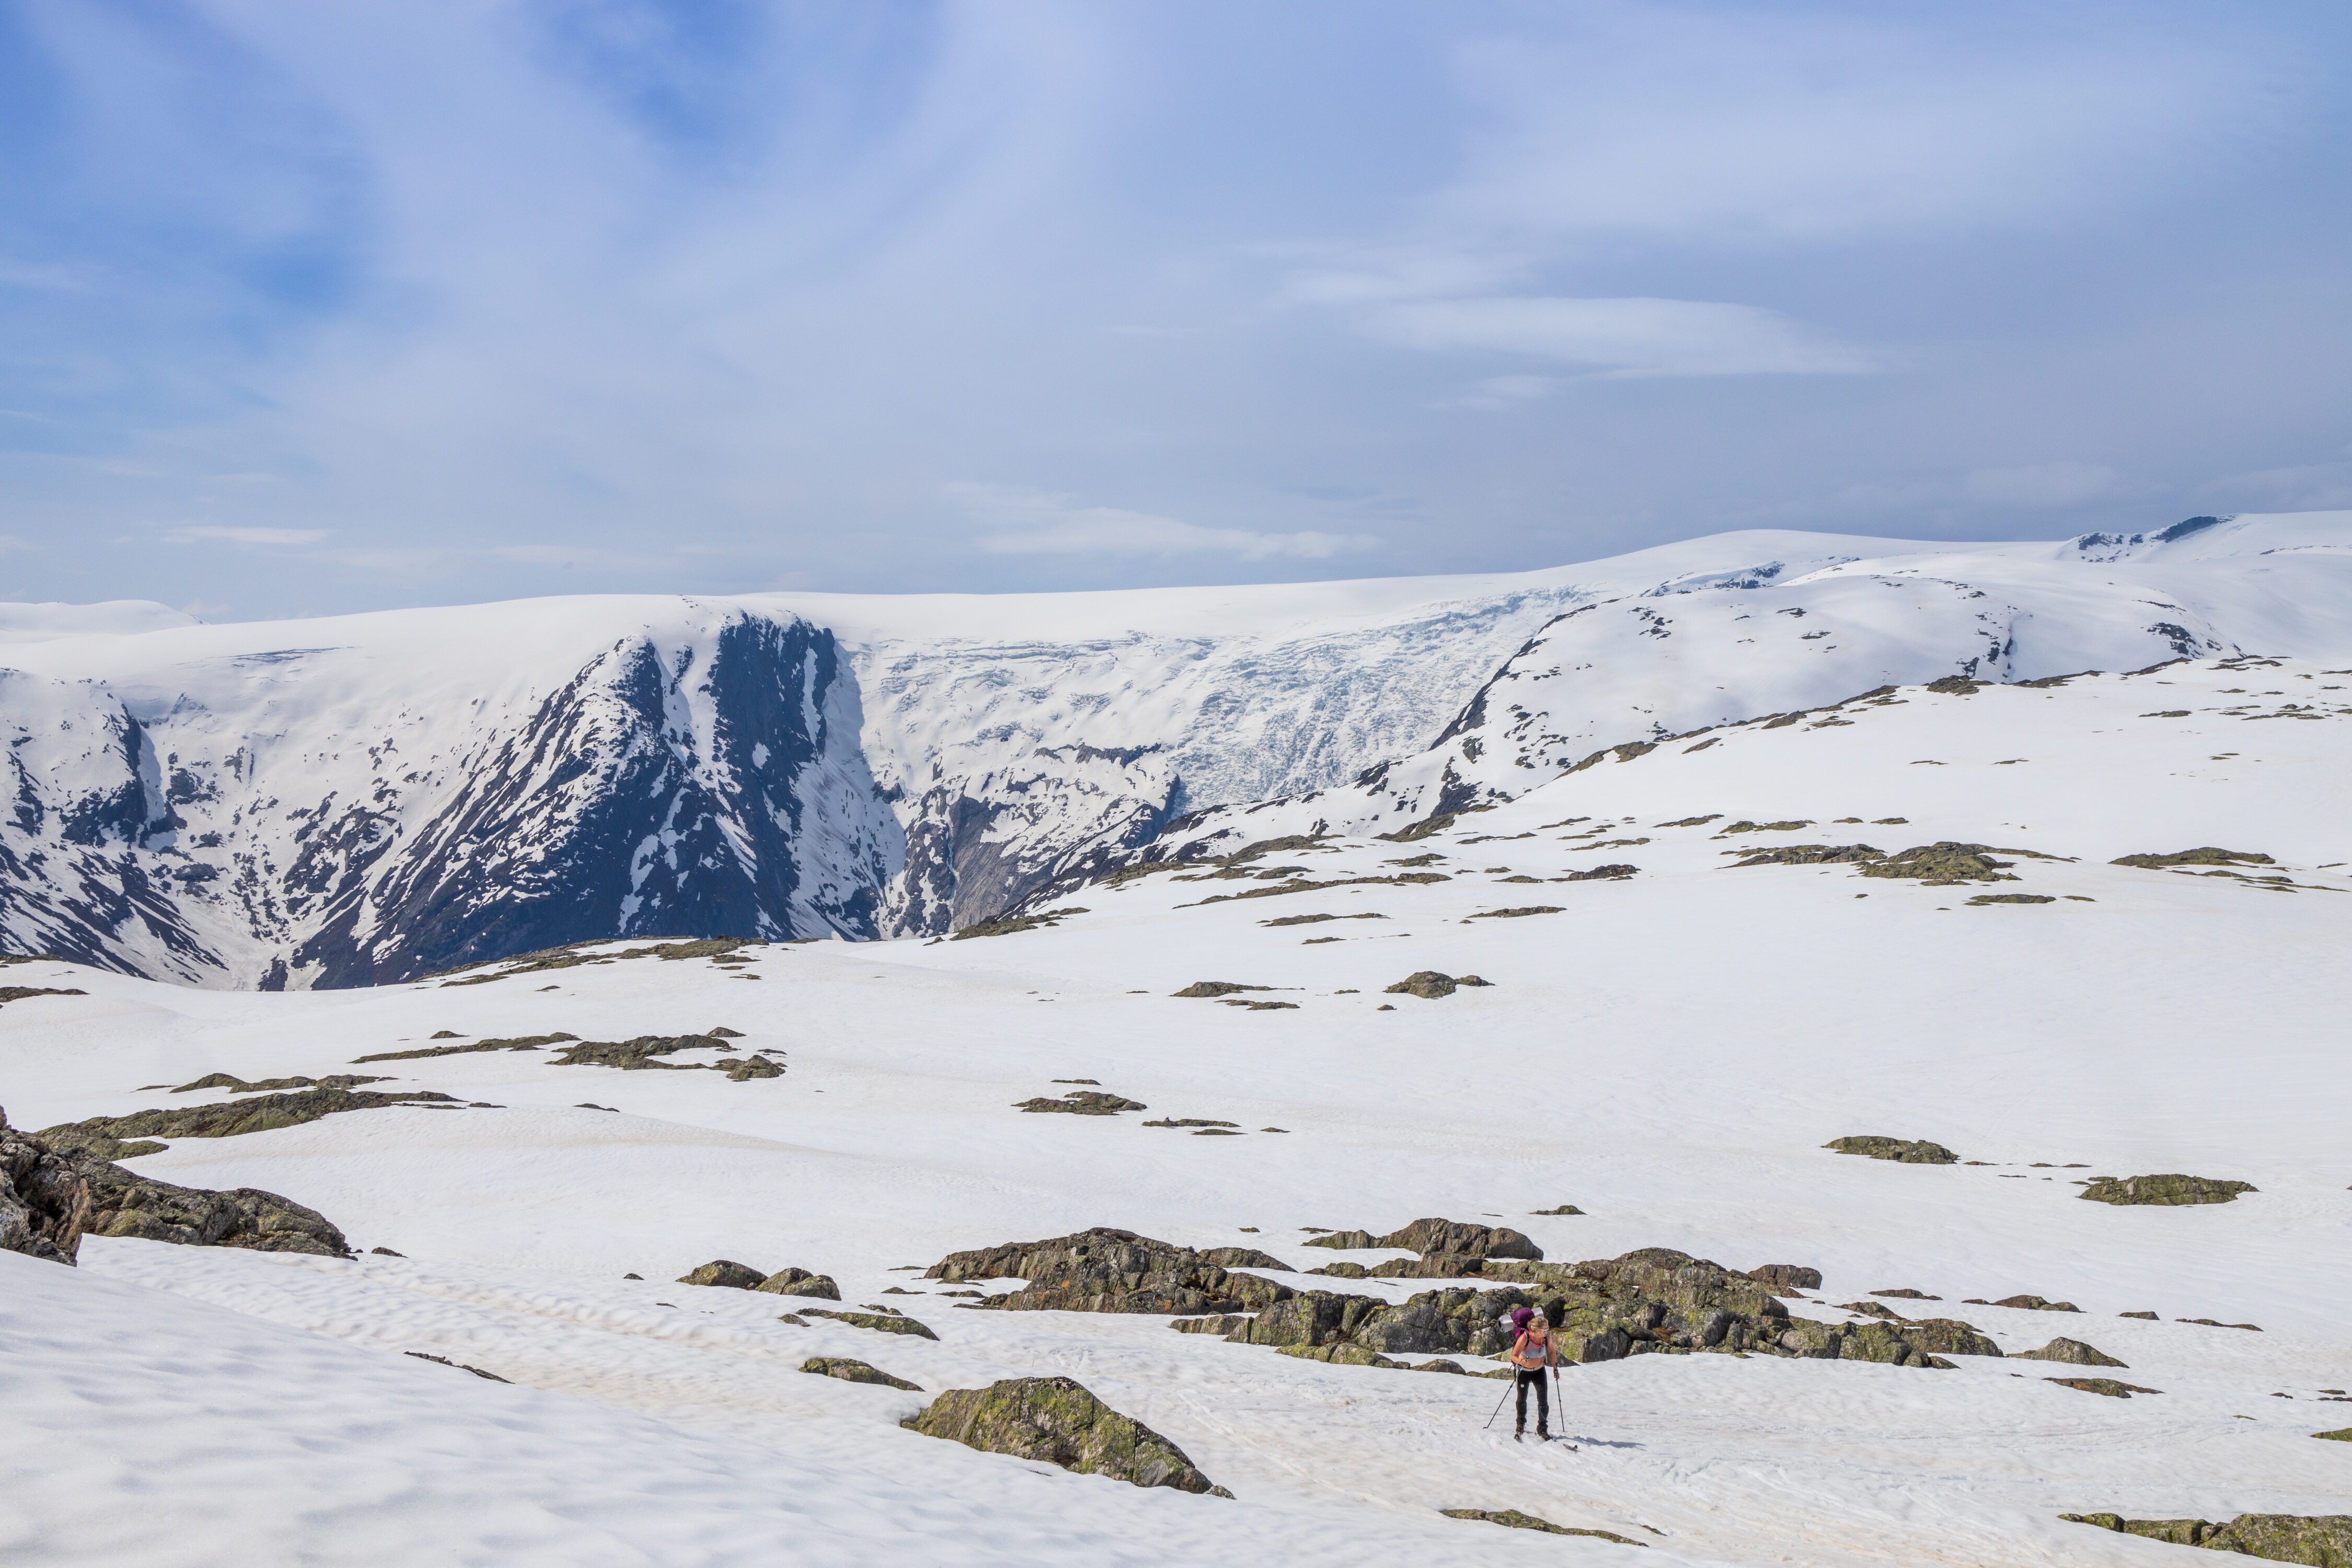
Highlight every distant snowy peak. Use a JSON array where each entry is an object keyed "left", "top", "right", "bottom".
[
  {"left": 0, "top": 609, "right": 898, "bottom": 987},
  {"left": 3, "top": 510, "right": 2348, "bottom": 986}
]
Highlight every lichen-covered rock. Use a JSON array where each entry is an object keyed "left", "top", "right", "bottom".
[
  {"left": 1746, "top": 1263, "right": 1823, "bottom": 1290},
  {"left": 1, "top": 1107, "right": 89, "bottom": 1264},
  {"left": 171, "top": 1073, "right": 394, "bottom": 1094},
  {"left": 547, "top": 1035, "right": 743, "bottom": 1071},
  {"left": 906, "top": 1376, "right": 1228, "bottom": 1495},
  {"left": 1307, "top": 1262, "right": 1369, "bottom": 1278},
  {"left": 1992, "top": 1294, "right": 2081, "bottom": 1311},
  {"left": 926, "top": 1228, "right": 1293, "bottom": 1315},
  {"left": 1375, "top": 1218, "right": 1543, "bottom": 1261},
  {"left": 61, "top": 1146, "right": 348, "bottom": 1256},
  {"left": 38, "top": 1088, "right": 462, "bottom": 1147},
  {"left": 1171, "top": 982, "right": 1270, "bottom": 998},
  {"left": 2109, "top": 847, "right": 2275, "bottom": 869},
  {"left": 753, "top": 1267, "right": 840, "bottom": 1299},
  {"left": 802, "top": 1308, "right": 940, "bottom": 1339},
  {"left": 1836, "top": 1300, "right": 1903, "bottom": 1320},
  {"left": 1013, "top": 1091, "right": 1147, "bottom": 1115},
  {"left": 2080, "top": 1173, "right": 2257, "bottom": 1206},
  {"left": 2013, "top": 1337, "right": 2126, "bottom": 1367},
  {"left": 2047, "top": 1377, "right": 2160, "bottom": 1397},
  {"left": 677, "top": 1260, "right": 766, "bottom": 1289},
  {"left": 1383, "top": 971, "right": 1461, "bottom": 999},
  {"left": 1440, "top": 1509, "right": 1646, "bottom": 1545},
  {"left": 1168, "top": 1314, "right": 1250, "bottom": 1336},
  {"left": 1854, "top": 843, "right": 2022, "bottom": 885},
  {"left": 722, "top": 1056, "right": 785, "bottom": 1081},
  {"left": 1529, "top": 1204, "right": 1585, "bottom": 1216},
  {"left": 1825, "top": 1135, "right": 1958, "bottom": 1164},
  {"left": 1197, "top": 1246, "right": 1290, "bottom": 1271},
  {"left": 1900, "top": 1319, "right": 2003, "bottom": 1357},
  {"left": 2064, "top": 1512, "right": 2352, "bottom": 1564},
  {"left": 2314, "top": 1429, "right": 2352, "bottom": 1443},
  {"left": 801, "top": 1358, "right": 921, "bottom": 1391},
  {"left": 1301, "top": 1230, "right": 1376, "bottom": 1250}
]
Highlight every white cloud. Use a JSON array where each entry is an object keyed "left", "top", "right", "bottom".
[
  {"left": 1443, "top": 17, "right": 2271, "bottom": 244},
  {"left": 1963, "top": 462, "right": 2120, "bottom": 508},
  {"left": 167, "top": 526, "right": 329, "bottom": 545},
  {"left": 1364, "top": 295, "right": 1872, "bottom": 378},
  {"left": 954, "top": 485, "right": 1378, "bottom": 561}
]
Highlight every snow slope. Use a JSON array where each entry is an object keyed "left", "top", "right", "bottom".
[
  {"left": 3, "top": 655, "right": 2348, "bottom": 1566},
  {"left": 2, "top": 512, "right": 2347, "bottom": 984}
]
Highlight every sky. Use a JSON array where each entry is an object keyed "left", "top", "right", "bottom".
[{"left": 2, "top": 0, "right": 2349, "bottom": 620}]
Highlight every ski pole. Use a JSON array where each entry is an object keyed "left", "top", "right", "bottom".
[{"left": 1482, "top": 1375, "right": 1514, "bottom": 1429}]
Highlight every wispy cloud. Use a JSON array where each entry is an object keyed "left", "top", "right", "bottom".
[
  {"left": 1366, "top": 295, "right": 1872, "bottom": 379},
  {"left": 167, "top": 525, "right": 328, "bottom": 545},
  {"left": 956, "top": 485, "right": 1378, "bottom": 561}
]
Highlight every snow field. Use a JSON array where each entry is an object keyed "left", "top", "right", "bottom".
[{"left": 3, "top": 654, "right": 2349, "bottom": 1565}]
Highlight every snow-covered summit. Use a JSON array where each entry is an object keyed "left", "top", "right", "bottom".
[{"left": 3, "top": 511, "right": 2347, "bottom": 986}]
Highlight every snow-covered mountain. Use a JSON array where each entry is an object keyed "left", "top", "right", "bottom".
[{"left": 3, "top": 510, "right": 2347, "bottom": 986}]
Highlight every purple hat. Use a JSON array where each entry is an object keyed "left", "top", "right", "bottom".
[{"left": 1510, "top": 1306, "right": 1535, "bottom": 1329}]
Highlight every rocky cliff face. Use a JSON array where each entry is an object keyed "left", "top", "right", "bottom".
[{"left": 0, "top": 607, "right": 901, "bottom": 986}]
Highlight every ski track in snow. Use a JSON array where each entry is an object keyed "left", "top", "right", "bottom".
[{"left": 5, "top": 655, "right": 2350, "bottom": 1565}]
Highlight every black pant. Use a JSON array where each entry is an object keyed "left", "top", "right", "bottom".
[{"left": 1516, "top": 1368, "right": 1550, "bottom": 1428}]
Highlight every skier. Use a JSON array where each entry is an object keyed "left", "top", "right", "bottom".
[{"left": 1508, "top": 1306, "right": 1560, "bottom": 1440}]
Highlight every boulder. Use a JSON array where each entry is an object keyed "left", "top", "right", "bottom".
[
  {"left": 1529, "top": 1205, "right": 1585, "bottom": 1216},
  {"left": 1308, "top": 1262, "right": 1369, "bottom": 1278},
  {"left": 2013, "top": 1337, "right": 2127, "bottom": 1367},
  {"left": 1383, "top": 971, "right": 1458, "bottom": 999},
  {"left": 1824, "top": 1135, "right": 1958, "bottom": 1164},
  {"left": 2079, "top": 1174, "right": 2257, "bottom": 1206},
  {"left": 753, "top": 1267, "right": 841, "bottom": 1299},
  {"left": 925, "top": 1228, "right": 1293, "bottom": 1316},
  {"left": 1375, "top": 1218, "right": 1543, "bottom": 1261},
  {"left": 677, "top": 1260, "right": 767, "bottom": 1289},
  {"left": 1899, "top": 1319, "right": 2003, "bottom": 1357},
  {"left": 1992, "top": 1295, "right": 2081, "bottom": 1312},
  {"left": 1853, "top": 843, "right": 2022, "bottom": 885},
  {"left": 1277, "top": 1342, "right": 1400, "bottom": 1368},
  {"left": 1301, "top": 1230, "right": 1376, "bottom": 1250},
  {"left": 61, "top": 1145, "right": 347, "bottom": 1256},
  {"left": 2064, "top": 1513, "right": 2352, "bottom": 1564},
  {"left": 0, "top": 1108, "right": 89, "bottom": 1264},
  {"left": 905, "top": 1376, "right": 1228, "bottom": 1495},
  {"left": 2046, "top": 1377, "right": 2160, "bottom": 1398},
  {"left": 801, "top": 1358, "right": 921, "bottom": 1391},
  {"left": 2315, "top": 1429, "right": 2352, "bottom": 1443},
  {"left": 1746, "top": 1264, "right": 1822, "bottom": 1290},
  {"left": 1013, "top": 1092, "right": 1147, "bottom": 1115},
  {"left": 1171, "top": 982, "right": 1271, "bottom": 998},
  {"left": 802, "top": 1308, "right": 940, "bottom": 1339},
  {"left": 1197, "top": 1246, "right": 1291, "bottom": 1271},
  {"left": 723, "top": 1057, "right": 785, "bottom": 1081}
]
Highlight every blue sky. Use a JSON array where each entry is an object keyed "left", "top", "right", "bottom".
[{"left": 2, "top": 1, "right": 2348, "bottom": 618}]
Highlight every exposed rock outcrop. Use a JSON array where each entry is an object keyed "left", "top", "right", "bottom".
[
  {"left": 39, "top": 1088, "right": 463, "bottom": 1153},
  {"left": 905, "top": 1376, "right": 1229, "bottom": 1495},
  {"left": 1232, "top": 1247, "right": 1952, "bottom": 1369},
  {"left": 2048, "top": 1378, "right": 2161, "bottom": 1397},
  {"left": 2062, "top": 1513, "right": 2350, "bottom": 1564},
  {"left": 58, "top": 1142, "right": 349, "bottom": 1256},
  {"left": 2013, "top": 1337, "right": 2127, "bottom": 1367},
  {"left": 1897, "top": 1319, "right": 2003, "bottom": 1357},
  {"left": 1014, "top": 1091, "right": 1147, "bottom": 1115},
  {"left": 1441, "top": 1510, "right": 1646, "bottom": 1546},
  {"left": 2080, "top": 1174, "right": 2257, "bottom": 1206},
  {"left": 1, "top": 1107, "right": 89, "bottom": 1264},
  {"left": 1381, "top": 971, "right": 1493, "bottom": 999},
  {"left": 1825, "top": 1135, "right": 1958, "bottom": 1164},
  {"left": 754, "top": 1267, "right": 841, "bottom": 1299},
  {"left": 677, "top": 1260, "right": 767, "bottom": 1289},
  {"left": 1745, "top": 1263, "right": 1823, "bottom": 1290},
  {"left": 802, "top": 1308, "right": 939, "bottom": 1340},
  {"left": 801, "top": 1358, "right": 921, "bottom": 1390},
  {"left": 926, "top": 1228, "right": 1292, "bottom": 1315}
]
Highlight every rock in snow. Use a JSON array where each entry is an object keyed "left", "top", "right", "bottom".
[{"left": 905, "top": 1376, "right": 1229, "bottom": 1496}]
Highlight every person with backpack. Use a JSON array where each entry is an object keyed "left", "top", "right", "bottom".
[{"left": 1507, "top": 1305, "right": 1560, "bottom": 1440}]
